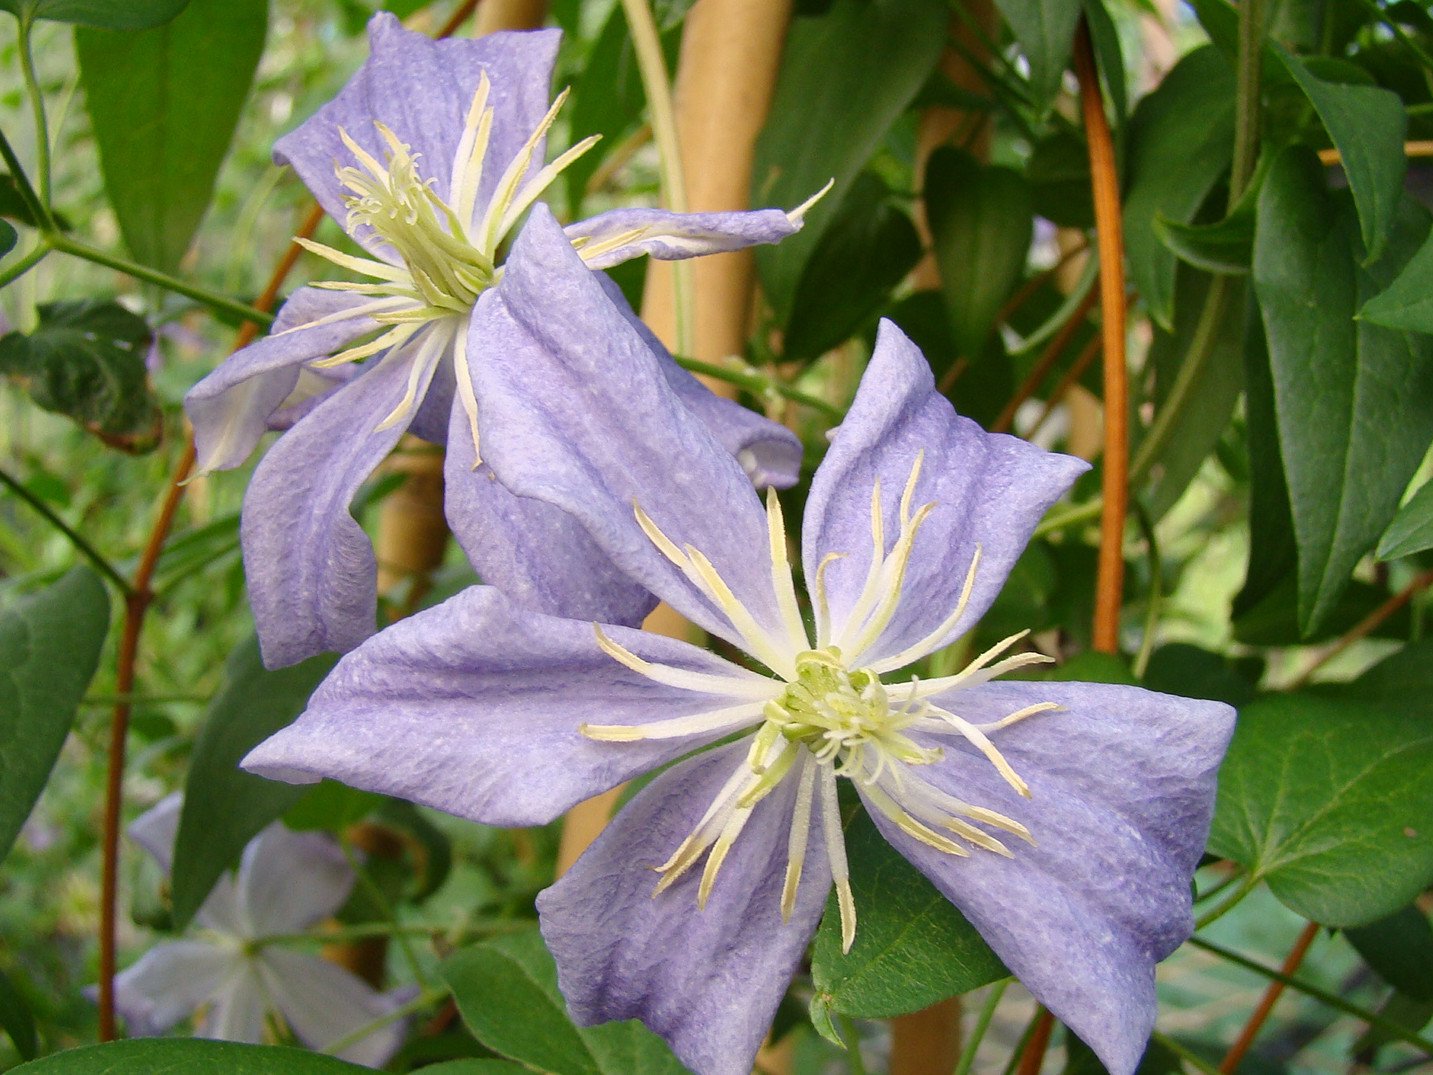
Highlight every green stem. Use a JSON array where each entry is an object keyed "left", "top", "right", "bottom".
[
  {"left": 0, "top": 128, "right": 51, "bottom": 232},
  {"left": 1000, "top": 1009, "right": 1043, "bottom": 1075},
  {"left": 618, "top": 0, "right": 693, "bottom": 356},
  {"left": 16, "top": 14, "right": 53, "bottom": 213},
  {"left": 1131, "top": 500, "right": 1162, "bottom": 679},
  {"left": 341, "top": 842, "right": 432, "bottom": 991},
  {"left": 1032, "top": 498, "right": 1102, "bottom": 539},
  {"left": 1194, "top": 873, "right": 1258, "bottom": 929},
  {"left": 954, "top": 979, "right": 1011, "bottom": 1075},
  {"left": 1229, "top": 0, "right": 1265, "bottom": 204},
  {"left": 675, "top": 354, "right": 844, "bottom": 420},
  {"left": 1188, "top": 936, "right": 1433, "bottom": 1057},
  {"left": 836, "top": 1014, "right": 867, "bottom": 1075},
  {"left": 0, "top": 241, "right": 51, "bottom": 290},
  {"left": 1194, "top": 866, "right": 1245, "bottom": 904},
  {"left": 320, "top": 984, "right": 448, "bottom": 1057},
  {"left": 1151, "top": 1033, "right": 1222, "bottom": 1075},
  {"left": 0, "top": 466, "right": 134, "bottom": 594},
  {"left": 81, "top": 692, "right": 208, "bottom": 706},
  {"left": 49, "top": 235, "right": 274, "bottom": 327}
]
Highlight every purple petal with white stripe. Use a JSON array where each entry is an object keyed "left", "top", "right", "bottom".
[{"left": 567, "top": 206, "right": 801, "bottom": 270}]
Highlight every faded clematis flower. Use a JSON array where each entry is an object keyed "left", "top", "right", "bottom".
[
  {"left": 104, "top": 795, "right": 404, "bottom": 1067},
  {"left": 185, "top": 13, "right": 809, "bottom": 668},
  {"left": 242, "top": 219, "right": 1235, "bottom": 1075}
]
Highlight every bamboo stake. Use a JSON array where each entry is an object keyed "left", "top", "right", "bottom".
[{"left": 473, "top": 0, "right": 546, "bottom": 35}]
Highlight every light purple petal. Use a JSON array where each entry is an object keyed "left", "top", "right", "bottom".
[
  {"left": 866, "top": 680, "right": 1233, "bottom": 1075},
  {"left": 242, "top": 586, "right": 771, "bottom": 825},
  {"left": 443, "top": 397, "right": 658, "bottom": 626},
  {"left": 197, "top": 963, "right": 270, "bottom": 1044},
  {"left": 241, "top": 343, "right": 428, "bottom": 668},
  {"left": 128, "top": 792, "right": 182, "bottom": 875},
  {"left": 594, "top": 273, "right": 802, "bottom": 490},
  {"left": 185, "top": 288, "right": 377, "bottom": 474},
  {"left": 260, "top": 949, "right": 406, "bottom": 1067},
  {"left": 567, "top": 206, "right": 801, "bottom": 269},
  {"left": 237, "top": 824, "right": 354, "bottom": 936},
  {"left": 538, "top": 740, "right": 832, "bottom": 1075},
  {"left": 802, "top": 320, "right": 1088, "bottom": 665},
  {"left": 275, "top": 13, "right": 560, "bottom": 242},
  {"left": 474, "top": 207, "right": 786, "bottom": 651},
  {"left": 110, "top": 940, "right": 236, "bottom": 1036}
]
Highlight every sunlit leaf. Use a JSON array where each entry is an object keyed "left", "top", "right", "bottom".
[
  {"left": 75, "top": 0, "right": 267, "bottom": 273},
  {"left": 1208, "top": 692, "right": 1433, "bottom": 927},
  {"left": 444, "top": 929, "right": 686, "bottom": 1075},
  {"left": 0, "top": 568, "right": 109, "bottom": 865},
  {"left": 0, "top": 0, "right": 187, "bottom": 29},
  {"left": 810, "top": 810, "right": 1004, "bottom": 1019},
  {"left": 991, "top": 0, "right": 1082, "bottom": 107}
]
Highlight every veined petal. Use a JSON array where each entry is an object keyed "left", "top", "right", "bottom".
[
  {"left": 442, "top": 382, "right": 660, "bottom": 628},
  {"left": 273, "top": 14, "right": 560, "bottom": 248},
  {"left": 867, "top": 680, "right": 1233, "bottom": 1075},
  {"left": 109, "top": 940, "right": 237, "bottom": 1037},
  {"left": 593, "top": 273, "right": 802, "bottom": 490},
  {"left": 474, "top": 206, "right": 792, "bottom": 658},
  {"left": 260, "top": 949, "right": 406, "bottom": 1067},
  {"left": 242, "top": 586, "right": 769, "bottom": 826},
  {"left": 802, "top": 319, "right": 1088, "bottom": 666},
  {"left": 537, "top": 740, "right": 833, "bottom": 1075},
  {"left": 237, "top": 824, "right": 354, "bottom": 937},
  {"left": 197, "top": 962, "right": 269, "bottom": 1044},
  {"left": 241, "top": 339, "right": 434, "bottom": 668},
  {"left": 566, "top": 206, "right": 803, "bottom": 270},
  {"left": 185, "top": 288, "right": 380, "bottom": 475}
]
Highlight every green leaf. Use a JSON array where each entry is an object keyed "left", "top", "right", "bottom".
[
  {"left": 1028, "top": 129, "right": 1092, "bottom": 228},
  {"left": 0, "top": 568, "right": 109, "bottom": 864},
  {"left": 1378, "top": 479, "right": 1433, "bottom": 560},
  {"left": 75, "top": 0, "right": 267, "bottom": 273},
  {"left": 0, "top": 966, "right": 37, "bottom": 1060},
  {"left": 443, "top": 928, "right": 687, "bottom": 1075},
  {"left": 1251, "top": 147, "right": 1433, "bottom": 634},
  {"left": 991, "top": 0, "right": 1082, "bottom": 107},
  {"left": 1140, "top": 268, "right": 1246, "bottom": 521},
  {"left": 171, "top": 634, "right": 334, "bottom": 928},
  {"left": 810, "top": 810, "right": 1005, "bottom": 1019},
  {"left": 1207, "top": 692, "right": 1433, "bottom": 928},
  {"left": 783, "top": 173, "right": 922, "bottom": 361},
  {"left": 1274, "top": 43, "right": 1407, "bottom": 263},
  {"left": 0, "top": 300, "right": 161, "bottom": 453},
  {"left": 9, "top": 1039, "right": 371, "bottom": 1072},
  {"left": 416, "top": 1063, "right": 532, "bottom": 1075},
  {"left": 925, "top": 148, "right": 1033, "bottom": 358},
  {"left": 1122, "top": 45, "right": 1235, "bottom": 329},
  {"left": 1142, "top": 643, "right": 1259, "bottom": 708},
  {"left": 752, "top": 0, "right": 947, "bottom": 320},
  {"left": 1344, "top": 906, "right": 1433, "bottom": 1001},
  {"left": 1154, "top": 212, "right": 1251, "bottom": 276},
  {"left": 1360, "top": 226, "right": 1433, "bottom": 333},
  {"left": 0, "top": 0, "right": 187, "bottom": 29},
  {"left": 0, "top": 219, "right": 14, "bottom": 257}
]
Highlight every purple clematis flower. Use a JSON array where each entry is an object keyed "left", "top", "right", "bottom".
[
  {"left": 185, "top": 13, "right": 809, "bottom": 668},
  {"left": 104, "top": 795, "right": 404, "bottom": 1066},
  {"left": 242, "top": 219, "right": 1235, "bottom": 1075}
]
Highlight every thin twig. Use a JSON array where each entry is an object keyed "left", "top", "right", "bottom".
[
  {"left": 1191, "top": 936, "right": 1433, "bottom": 1057},
  {"left": 1217, "top": 922, "right": 1319, "bottom": 1072},
  {"left": 1074, "top": 18, "right": 1128, "bottom": 656},
  {"left": 1318, "top": 140, "right": 1433, "bottom": 166},
  {"left": 0, "top": 467, "right": 133, "bottom": 594},
  {"left": 1028, "top": 330, "right": 1101, "bottom": 439},
  {"left": 1289, "top": 567, "right": 1433, "bottom": 689},
  {"left": 991, "top": 285, "right": 1100, "bottom": 434},
  {"left": 1014, "top": 1009, "right": 1056, "bottom": 1075}
]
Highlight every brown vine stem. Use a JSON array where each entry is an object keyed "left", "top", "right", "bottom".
[
  {"left": 1074, "top": 17, "right": 1128, "bottom": 656},
  {"left": 1289, "top": 567, "right": 1433, "bottom": 690},
  {"left": 1014, "top": 1009, "right": 1056, "bottom": 1075},
  {"left": 97, "top": 1, "right": 483, "bottom": 1040},
  {"left": 1217, "top": 921, "right": 1319, "bottom": 1072},
  {"left": 990, "top": 285, "right": 1100, "bottom": 434}
]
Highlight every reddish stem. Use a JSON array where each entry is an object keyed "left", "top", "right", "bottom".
[
  {"left": 1073, "top": 18, "right": 1128, "bottom": 656},
  {"left": 990, "top": 285, "right": 1100, "bottom": 434},
  {"left": 1015, "top": 1010, "right": 1056, "bottom": 1075},
  {"left": 1218, "top": 921, "right": 1320, "bottom": 1072}
]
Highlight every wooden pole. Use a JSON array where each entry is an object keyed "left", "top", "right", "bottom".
[{"left": 472, "top": 0, "right": 547, "bottom": 36}]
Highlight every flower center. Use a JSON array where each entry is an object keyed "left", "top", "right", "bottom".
[
  {"left": 760, "top": 647, "right": 941, "bottom": 781},
  {"left": 338, "top": 126, "right": 495, "bottom": 314}
]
